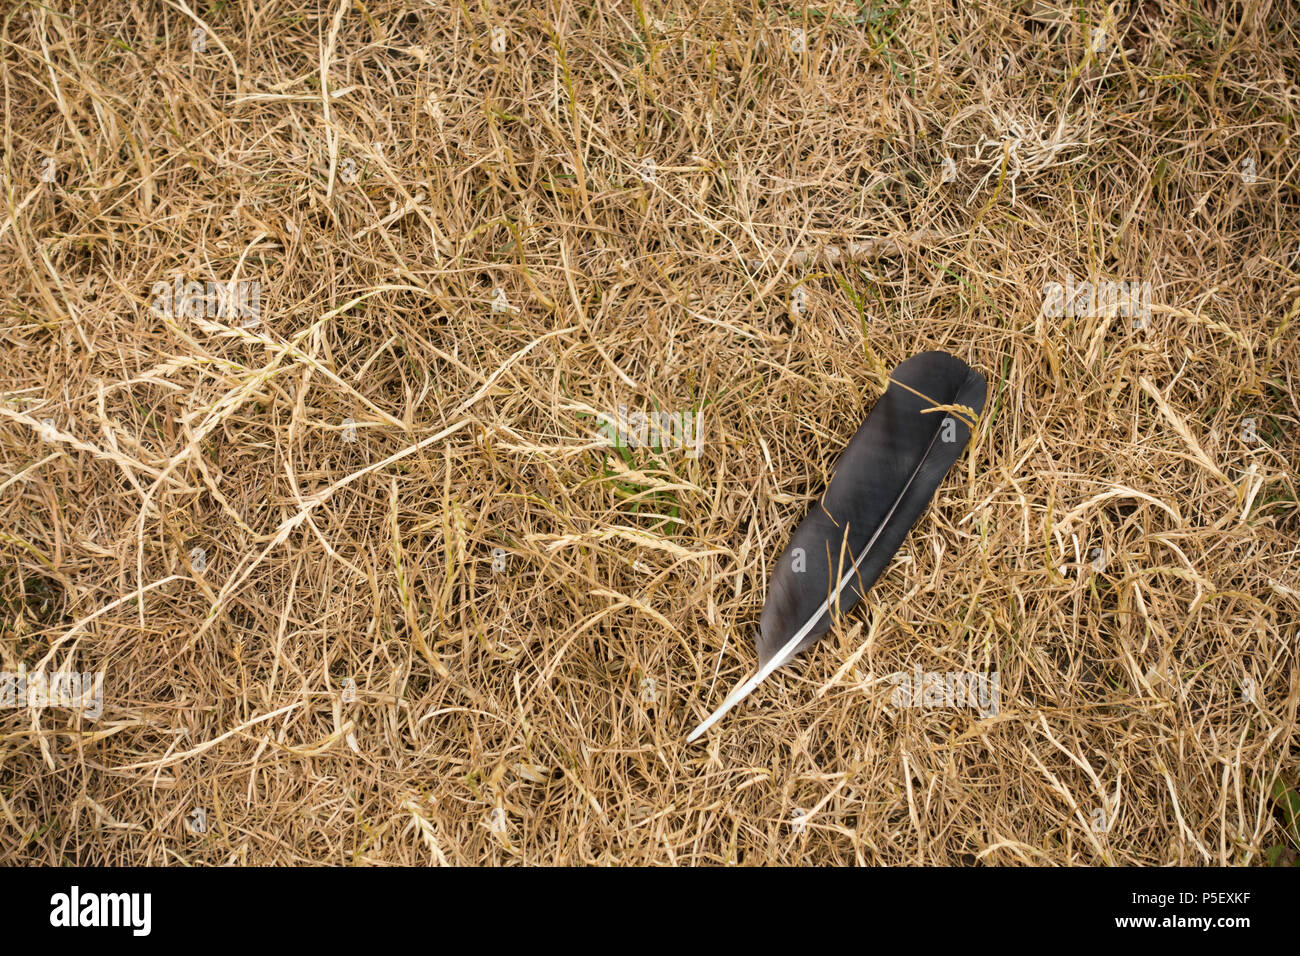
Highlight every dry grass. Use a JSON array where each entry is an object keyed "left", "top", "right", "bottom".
[{"left": 1, "top": 0, "right": 1297, "bottom": 866}]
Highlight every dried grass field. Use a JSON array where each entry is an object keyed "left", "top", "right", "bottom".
[{"left": 1, "top": 0, "right": 1298, "bottom": 866}]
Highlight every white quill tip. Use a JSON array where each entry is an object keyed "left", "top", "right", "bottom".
[
  {"left": 685, "top": 671, "right": 761, "bottom": 743},
  {"left": 686, "top": 622, "right": 811, "bottom": 742}
]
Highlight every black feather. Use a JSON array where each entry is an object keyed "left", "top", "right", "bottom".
[
  {"left": 759, "top": 350, "right": 987, "bottom": 665},
  {"left": 687, "top": 350, "right": 986, "bottom": 741}
]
